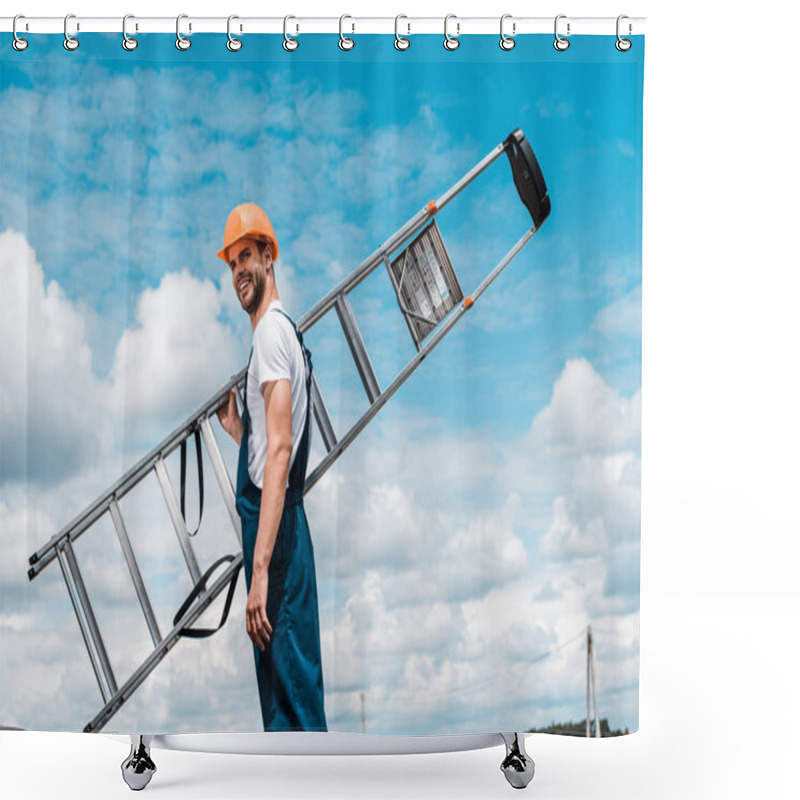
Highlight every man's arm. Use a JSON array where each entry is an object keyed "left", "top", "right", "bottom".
[
  {"left": 245, "top": 377, "right": 292, "bottom": 651},
  {"left": 252, "top": 379, "right": 293, "bottom": 572}
]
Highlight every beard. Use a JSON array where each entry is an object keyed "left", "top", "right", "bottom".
[{"left": 239, "top": 268, "right": 266, "bottom": 315}]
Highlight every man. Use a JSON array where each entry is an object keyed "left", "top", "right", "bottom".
[{"left": 215, "top": 202, "right": 327, "bottom": 732}]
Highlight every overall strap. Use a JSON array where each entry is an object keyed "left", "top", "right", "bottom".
[
  {"left": 269, "top": 308, "right": 313, "bottom": 495},
  {"left": 242, "top": 346, "right": 254, "bottom": 420},
  {"left": 269, "top": 308, "right": 313, "bottom": 397}
]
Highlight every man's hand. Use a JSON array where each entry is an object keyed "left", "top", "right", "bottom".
[
  {"left": 216, "top": 388, "right": 243, "bottom": 445},
  {"left": 246, "top": 568, "right": 273, "bottom": 651}
]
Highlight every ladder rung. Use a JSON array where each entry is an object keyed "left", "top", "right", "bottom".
[
  {"left": 198, "top": 416, "right": 242, "bottom": 548},
  {"left": 109, "top": 498, "right": 162, "bottom": 648},
  {"left": 305, "top": 225, "right": 539, "bottom": 493},
  {"left": 83, "top": 554, "right": 243, "bottom": 733},
  {"left": 154, "top": 457, "right": 202, "bottom": 585},
  {"left": 334, "top": 292, "right": 382, "bottom": 404},
  {"left": 310, "top": 374, "right": 337, "bottom": 453},
  {"left": 57, "top": 539, "right": 118, "bottom": 702}
]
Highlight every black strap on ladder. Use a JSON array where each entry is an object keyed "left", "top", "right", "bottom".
[
  {"left": 179, "top": 428, "right": 204, "bottom": 537},
  {"left": 172, "top": 554, "right": 243, "bottom": 639}
]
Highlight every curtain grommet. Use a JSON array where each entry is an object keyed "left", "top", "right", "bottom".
[
  {"left": 64, "top": 13, "right": 79, "bottom": 51},
  {"left": 283, "top": 16, "right": 299, "bottom": 51},
  {"left": 616, "top": 15, "right": 632, "bottom": 51},
  {"left": 444, "top": 14, "right": 460, "bottom": 51},
  {"left": 554, "top": 14, "right": 570, "bottom": 51},
  {"left": 394, "top": 15, "right": 410, "bottom": 51},
  {"left": 176, "top": 14, "right": 191, "bottom": 51},
  {"left": 339, "top": 15, "right": 355, "bottom": 50},
  {"left": 121, "top": 14, "right": 138, "bottom": 51},
  {"left": 227, "top": 15, "right": 243, "bottom": 51},
  {"left": 499, "top": 14, "right": 516, "bottom": 50},
  {"left": 12, "top": 15, "right": 29, "bottom": 51}
]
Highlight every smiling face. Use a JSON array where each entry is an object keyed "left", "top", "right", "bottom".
[{"left": 228, "top": 237, "right": 272, "bottom": 317}]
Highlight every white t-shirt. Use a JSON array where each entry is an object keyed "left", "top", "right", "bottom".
[{"left": 246, "top": 300, "right": 310, "bottom": 490}]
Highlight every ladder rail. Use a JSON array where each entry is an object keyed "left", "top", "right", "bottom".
[
  {"left": 56, "top": 544, "right": 114, "bottom": 705},
  {"left": 28, "top": 142, "right": 507, "bottom": 580},
  {"left": 27, "top": 138, "right": 511, "bottom": 577},
  {"left": 58, "top": 539, "right": 119, "bottom": 700},
  {"left": 83, "top": 555, "right": 244, "bottom": 733},
  {"left": 28, "top": 419, "right": 210, "bottom": 577},
  {"left": 85, "top": 224, "right": 539, "bottom": 728},
  {"left": 295, "top": 140, "right": 507, "bottom": 330},
  {"left": 24, "top": 129, "right": 549, "bottom": 733},
  {"left": 304, "top": 224, "right": 538, "bottom": 492}
]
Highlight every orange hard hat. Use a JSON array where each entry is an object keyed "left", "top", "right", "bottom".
[{"left": 217, "top": 202, "right": 279, "bottom": 263}]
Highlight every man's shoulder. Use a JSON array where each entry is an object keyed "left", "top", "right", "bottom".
[
  {"left": 252, "top": 308, "right": 302, "bottom": 373},
  {"left": 253, "top": 306, "right": 291, "bottom": 344}
]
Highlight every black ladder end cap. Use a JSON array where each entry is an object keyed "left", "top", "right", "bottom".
[
  {"left": 503, "top": 127, "right": 550, "bottom": 229},
  {"left": 504, "top": 128, "right": 525, "bottom": 146}
]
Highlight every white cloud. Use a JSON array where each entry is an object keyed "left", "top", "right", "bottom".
[
  {"left": 542, "top": 495, "right": 610, "bottom": 558},
  {"left": 0, "top": 230, "right": 251, "bottom": 476},
  {"left": 592, "top": 284, "right": 642, "bottom": 338},
  {"left": 527, "top": 359, "right": 641, "bottom": 564},
  {"left": 2, "top": 58, "right": 643, "bottom": 735},
  {"left": 541, "top": 453, "right": 641, "bottom": 561},
  {"left": 322, "top": 563, "right": 638, "bottom": 734},
  {"left": 309, "top": 359, "right": 640, "bottom": 732},
  {"left": 529, "top": 357, "right": 641, "bottom": 456},
  {"left": 0, "top": 228, "right": 114, "bottom": 483},
  {"left": 1, "top": 231, "right": 640, "bottom": 732},
  {"left": 110, "top": 268, "right": 239, "bottom": 434}
]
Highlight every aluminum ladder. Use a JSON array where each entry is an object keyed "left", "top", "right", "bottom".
[{"left": 26, "top": 128, "right": 550, "bottom": 733}]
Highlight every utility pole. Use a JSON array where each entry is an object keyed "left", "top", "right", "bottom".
[
  {"left": 590, "top": 626, "right": 600, "bottom": 738},
  {"left": 360, "top": 692, "right": 366, "bottom": 734},
  {"left": 586, "top": 625, "right": 601, "bottom": 738},
  {"left": 586, "top": 625, "right": 591, "bottom": 737}
]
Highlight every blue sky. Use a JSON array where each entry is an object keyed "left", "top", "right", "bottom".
[{"left": 1, "top": 34, "right": 643, "bottom": 735}]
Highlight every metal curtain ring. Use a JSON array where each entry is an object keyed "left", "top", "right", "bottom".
[
  {"left": 64, "top": 13, "right": 79, "bottom": 51},
  {"left": 444, "top": 14, "right": 460, "bottom": 51},
  {"left": 395, "top": 15, "right": 410, "bottom": 50},
  {"left": 554, "top": 14, "right": 570, "bottom": 51},
  {"left": 500, "top": 14, "right": 515, "bottom": 50},
  {"left": 616, "top": 15, "right": 632, "bottom": 51},
  {"left": 12, "top": 14, "right": 28, "bottom": 51},
  {"left": 227, "top": 15, "right": 242, "bottom": 51},
  {"left": 283, "top": 16, "right": 299, "bottom": 51},
  {"left": 339, "top": 15, "right": 354, "bottom": 50},
  {"left": 176, "top": 14, "right": 191, "bottom": 50},
  {"left": 122, "top": 14, "right": 138, "bottom": 51}
]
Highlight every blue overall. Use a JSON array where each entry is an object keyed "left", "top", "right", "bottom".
[{"left": 235, "top": 308, "right": 327, "bottom": 732}]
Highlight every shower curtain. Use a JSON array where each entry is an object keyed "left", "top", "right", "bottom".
[{"left": 0, "top": 27, "right": 644, "bottom": 738}]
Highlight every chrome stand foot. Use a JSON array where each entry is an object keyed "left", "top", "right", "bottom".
[
  {"left": 121, "top": 735, "right": 156, "bottom": 791},
  {"left": 500, "top": 732, "right": 535, "bottom": 789}
]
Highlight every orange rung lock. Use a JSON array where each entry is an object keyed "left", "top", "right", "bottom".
[
  {"left": 426, "top": 200, "right": 438, "bottom": 215},
  {"left": 464, "top": 296, "right": 474, "bottom": 309}
]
